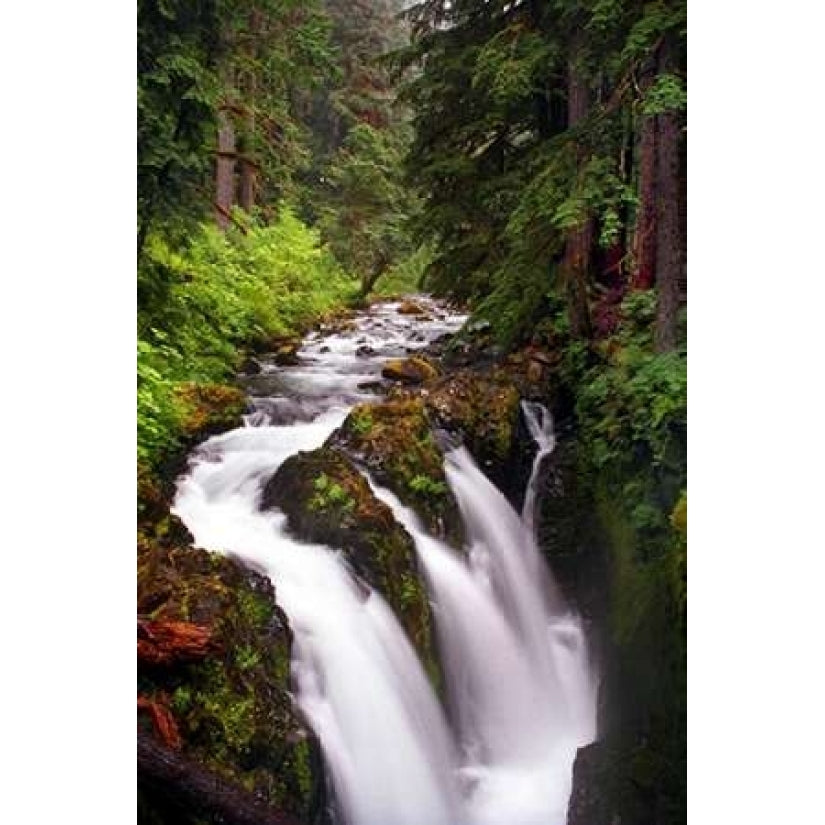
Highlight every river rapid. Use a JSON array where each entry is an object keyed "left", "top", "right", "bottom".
[{"left": 173, "top": 297, "right": 597, "bottom": 825}]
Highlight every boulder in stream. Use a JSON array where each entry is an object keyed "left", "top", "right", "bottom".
[
  {"left": 397, "top": 299, "right": 428, "bottom": 316},
  {"left": 329, "top": 398, "right": 464, "bottom": 547},
  {"left": 260, "top": 446, "right": 439, "bottom": 684},
  {"left": 137, "top": 538, "right": 324, "bottom": 823},
  {"left": 381, "top": 355, "right": 440, "bottom": 384}
]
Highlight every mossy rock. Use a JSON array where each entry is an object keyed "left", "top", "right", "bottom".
[
  {"left": 329, "top": 398, "right": 464, "bottom": 546},
  {"left": 422, "top": 369, "right": 529, "bottom": 504},
  {"left": 260, "top": 446, "right": 439, "bottom": 683},
  {"left": 397, "top": 299, "right": 427, "bottom": 315},
  {"left": 381, "top": 355, "right": 440, "bottom": 384},
  {"left": 174, "top": 383, "right": 247, "bottom": 441},
  {"left": 137, "top": 540, "right": 324, "bottom": 822}
]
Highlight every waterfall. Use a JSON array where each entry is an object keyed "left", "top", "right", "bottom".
[
  {"left": 174, "top": 414, "right": 462, "bottom": 825},
  {"left": 521, "top": 400, "right": 556, "bottom": 533},
  {"left": 370, "top": 411, "right": 596, "bottom": 825},
  {"left": 172, "top": 299, "right": 596, "bottom": 825}
]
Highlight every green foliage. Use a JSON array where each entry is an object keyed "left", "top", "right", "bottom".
[
  {"left": 347, "top": 407, "right": 374, "bottom": 436},
  {"left": 317, "top": 120, "right": 418, "bottom": 296},
  {"left": 642, "top": 72, "right": 687, "bottom": 116},
  {"left": 138, "top": 0, "right": 337, "bottom": 250},
  {"left": 137, "top": 209, "right": 358, "bottom": 468},
  {"left": 408, "top": 474, "right": 448, "bottom": 499},
  {"left": 235, "top": 645, "right": 262, "bottom": 671},
  {"left": 310, "top": 473, "right": 355, "bottom": 513},
  {"left": 138, "top": 0, "right": 222, "bottom": 243}
]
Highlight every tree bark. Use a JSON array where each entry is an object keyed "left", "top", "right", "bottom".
[
  {"left": 561, "top": 46, "right": 593, "bottom": 339},
  {"left": 632, "top": 69, "right": 658, "bottom": 291},
  {"left": 215, "top": 106, "right": 237, "bottom": 229},
  {"left": 138, "top": 731, "right": 305, "bottom": 825},
  {"left": 653, "top": 42, "right": 685, "bottom": 352},
  {"left": 137, "top": 618, "right": 217, "bottom": 668},
  {"left": 238, "top": 11, "right": 262, "bottom": 213}
]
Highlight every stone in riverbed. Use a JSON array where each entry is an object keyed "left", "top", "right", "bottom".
[
  {"left": 397, "top": 299, "right": 428, "bottom": 316},
  {"left": 260, "top": 446, "right": 439, "bottom": 683},
  {"left": 137, "top": 538, "right": 323, "bottom": 821},
  {"left": 422, "top": 369, "right": 530, "bottom": 506},
  {"left": 273, "top": 341, "right": 301, "bottom": 366},
  {"left": 381, "top": 355, "right": 440, "bottom": 384},
  {"left": 329, "top": 398, "right": 464, "bottom": 547},
  {"left": 173, "top": 383, "right": 247, "bottom": 442}
]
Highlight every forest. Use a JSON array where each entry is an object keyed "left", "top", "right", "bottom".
[{"left": 137, "top": 2, "right": 686, "bottom": 824}]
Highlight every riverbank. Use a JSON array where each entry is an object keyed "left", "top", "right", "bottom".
[{"left": 138, "top": 290, "right": 685, "bottom": 825}]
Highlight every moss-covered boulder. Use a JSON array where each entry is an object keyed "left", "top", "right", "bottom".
[
  {"left": 422, "top": 369, "right": 533, "bottom": 507},
  {"left": 329, "top": 398, "right": 464, "bottom": 546},
  {"left": 260, "top": 447, "right": 438, "bottom": 683},
  {"left": 397, "top": 299, "right": 427, "bottom": 315},
  {"left": 137, "top": 539, "right": 324, "bottom": 824},
  {"left": 381, "top": 355, "right": 440, "bottom": 384},
  {"left": 174, "top": 383, "right": 247, "bottom": 441}
]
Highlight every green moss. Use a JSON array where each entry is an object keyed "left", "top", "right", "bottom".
[
  {"left": 262, "top": 446, "right": 441, "bottom": 688},
  {"left": 408, "top": 473, "right": 448, "bottom": 498},
  {"left": 137, "top": 542, "right": 315, "bottom": 818},
  {"left": 333, "top": 398, "right": 463, "bottom": 544},
  {"left": 292, "top": 739, "right": 313, "bottom": 801},
  {"left": 309, "top": 473, "right": 356, "bottom": 513},
  {"left": 348, "top": 406, "right": 374, "bottom": 435},
  {"left": 235, "top": 645, "right": 261, "bottom": 671}
]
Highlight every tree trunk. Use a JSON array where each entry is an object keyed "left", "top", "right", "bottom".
[
  {"left": 360, "top": 252, "right": 390, "bottom": 298},
  {"left": 215, "top": 106, "right": 237, "bottom": 229},
  {"left": 653, "top": 42, "right": 684, "bottom": 352},
  {"left": 238, "top": 11, "right": 261, "bottom": 213},
  {"left": 138, "top": 730, "right": 305, "bottom": 825},
  {"left": 561, "top": 46, "right": 593, "bottom": 339},
  {"left": 632, "top": 86, "right": 657, "bottom": 291}
]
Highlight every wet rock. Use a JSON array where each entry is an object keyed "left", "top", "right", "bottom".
[
  {"left": 260, "top": 447, "right": 439, "bottom": 681},
  {"left": 173, "top": 383, "right": 247, "bottom": 442},
  {"left": 239, "top": 356, "right": 262, "bottom": 375},
  {"left": 381, "top": 355, "right": 440, "bottom": 384},
  {"left": 137, "top": 539, "right": 323, "bottom": 821},
  {"left": 356, "top": 344, "right": 376, "bottom": 358},
  {"left": 356, "top": 380, "right": 386, "bottom": 394},
  {"left": 273, "top": 341, "right": 301, "bottom": 366},
  {"left": 329, "top": 399, "right": 464, "bottom": 546},
  {"left": 566, "top": 742, "right": 612, "bottom": 825},
  {"left": 422, "top": 370, "right": 530, "bottom": 507},
  {"left": 534, "top": 435, "right": 608, "bottom": 617},
  {"left": 397, "top": 299, "right": 427, "bottom": 316}
]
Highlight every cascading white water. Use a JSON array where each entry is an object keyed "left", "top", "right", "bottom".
[
  {"left": 172, "top": 297, "right": 596, "bottom": 825},
  {"left": 369, "top": 419, "right": 596, "bottom": 825},
  {"left": 521, "top": 400, "right": 556, "bottom": 534}
]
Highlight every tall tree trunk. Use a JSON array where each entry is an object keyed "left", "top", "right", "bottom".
[
  {"left": 632, "top": 61, "right": 658, "bottom": 291},
  {"left": 653, "top": 42, "right": 685, "bottom": 352},
  {"left": 561, "top": 46, "right": 593, "bottom": 339},
  {"left": 238, "top": 11, "right": 262, "bottom": 213},
  {"left": 215, "top": 106, "right": 237, "bottom": 230}
]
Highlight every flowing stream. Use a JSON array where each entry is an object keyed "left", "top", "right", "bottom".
[{"left": 173, "top": 298, "right": 596, "bottom": 825}]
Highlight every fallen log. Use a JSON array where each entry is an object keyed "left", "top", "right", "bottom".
[
  {"left": 137, "top": 618, "right": 218, "bottom": 667},
  {"left": 138, "top": 730, "right": 305, "bottom": 825}
]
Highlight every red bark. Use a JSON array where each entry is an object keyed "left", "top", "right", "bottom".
[
  {"left": 137, "top": 618, "right": 217, "bottom": 667},
  {"left": 653, "top": 42, "right": 685, "bottom": 352},
  {"left": 138, "top": 695, "right": 182, "bottom": 750}
]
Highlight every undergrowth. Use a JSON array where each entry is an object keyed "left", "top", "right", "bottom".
[{"left": 137, "top": 208, "right": 358, "bottom": 469}]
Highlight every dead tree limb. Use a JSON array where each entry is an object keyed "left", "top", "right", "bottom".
[{"left": 138, "top": 730, "right": 305, "bottom": 825}]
